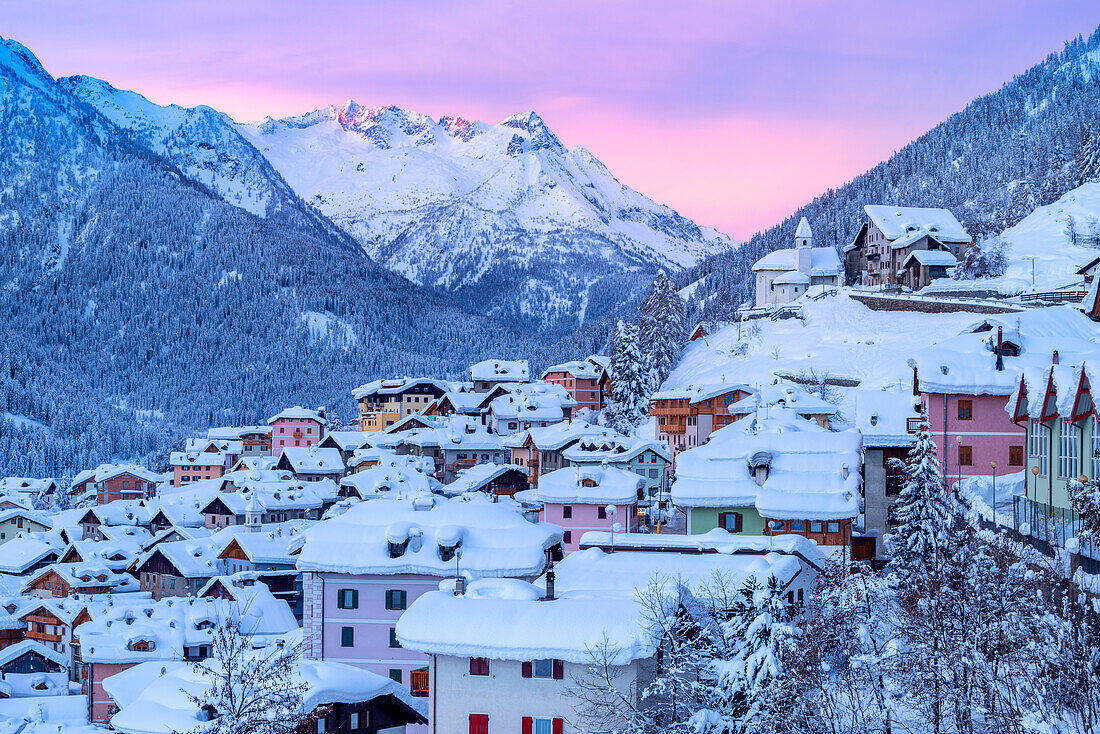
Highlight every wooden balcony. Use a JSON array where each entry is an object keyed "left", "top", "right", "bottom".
[
  {"left": 906, "top": 417, "right": 922, "bottom": 433},
  {"left": 410, "top": 667, "right": 429, "bottom": 698}
]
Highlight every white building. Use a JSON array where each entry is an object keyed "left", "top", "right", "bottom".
[{"left": 751, "top": 217, "right": 841, "bottom": 308}]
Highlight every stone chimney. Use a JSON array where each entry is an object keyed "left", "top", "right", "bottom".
[{"left": 542, "top": 569, "right": 555, "bottom": 601}]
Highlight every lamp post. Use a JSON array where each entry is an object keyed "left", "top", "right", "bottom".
[
  {"left": 956, "top": 435, "right": 964, "bottom": 496},
  {"left": 990, "top": 460, "right": 998, "bottom": 527},
  {"left": 1031, "top": 465, "right": 1041, "bottom": 539}
]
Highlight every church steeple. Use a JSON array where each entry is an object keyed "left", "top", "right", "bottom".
[{"left": 795, "top": 216, "right": 813, "bottom": 248}]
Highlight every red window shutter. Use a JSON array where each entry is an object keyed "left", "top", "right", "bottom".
[
  {"left": 734, "top": 513, "right": 743, "bottom": 533},
  {"left": 717, "top": 512, "right": 727, "bottom": 530},
  {"left": 522, "top": 717, "right": 532, "bottom": 734},
  {"left": 553, "top": 719, "right": 563, "bottom": 734},
  {"left": 552, "top": 659, "right": 564, "bottom": 680},
  {"left": 521, "top": 661, "right": 532, "bottom": 678},
  {"left": 469, "top": 714, "right": 488, "bottom": 734}
]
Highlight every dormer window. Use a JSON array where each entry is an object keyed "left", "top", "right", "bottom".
[
  {"left": 128, "top": 639, "right": 155, "bottom": 652},
  {"left": 387, "top": 539, "right": 409, "bottom": 558},
  {"left": 439, "top": 540, "right": 461, "bottom": 562}
]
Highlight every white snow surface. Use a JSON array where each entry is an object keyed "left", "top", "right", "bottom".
[
  {"left": 239, "top": 102, "right": 732, "bottom": 290},
  {"left": 525, "top": 465, "right": 645, "bottom": 505}
]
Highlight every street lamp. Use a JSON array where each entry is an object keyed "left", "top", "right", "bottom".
[
  {"left": 1031, "top": 465, "right": 1041, "bottom": 537},
  {"left": 990, "top": 460, "right": 998, "bottom": 526},
  {"left": 956, "top": 435, "right": 964, "bottom": 493}
]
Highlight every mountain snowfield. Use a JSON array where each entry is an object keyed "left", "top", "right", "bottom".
[
  {"left": 239, "top": 101, "right": 732, "bottom": 328},
  {"left": 55, "top": 73, "right": 735, "bottom": 330}
]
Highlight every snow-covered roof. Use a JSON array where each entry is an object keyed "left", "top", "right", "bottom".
[
  {"left": 266, "top": 406, "right": 325, "bottom": 425},
  {"left": 863, "top": 204, "right": 971, "bottom": 244},
  {"left": 909, "top": 308, "right": 1100, "bottom": 396},
  {"left": 0, "top": 478, "right": 55, "bottom": 496},
  {"left": 183, "top": 438, "right": 243, "bottom": 455},
  {"left": 340, "top": 463, "right": 435, "bottom": 500},
  {"left": 650, "top": 382, "right": 752, "bottom": 403},
  {"left": 351, "top": 378, "right": 449, "bottom": 400},
  {"left": 902, "top": 249, "right": 959, "bottom": 267},
  {"left": 215, "top": 531, "right": 298, "bottom": 565},
  {"left": 470, "top": 359, "right": 530, "bottom": 383},
  {"left": 489, "top": 384, "right": 574, "bottom": 423},
  {"left": 0, "top": 640, "right": 67, "bottom": 668},
  {"left": 502, "top": 420, "right": 620, "bottom": 450},
  {"left": 542, "top": 360, "right": 601, "bottom": 379},
  {"left": 397, "top": 423, "right": 504, "bottom": 452},
  {"left": 0, "top": 536, "right": 62, "bottom": 574},
  {"left": 134, "top": 538, "right": 223, "bottom": 579},
  {"left": 207, "top": 425, "right": 271, "bottom": 439},
  {"left": 794, "top": 216, "right": 812, "bottom": 239},
  {"left": 525, "top": 465, "right": 645, "bottom": 505},
  {"left": 105, "top": 657, "right": 426, "bottom": 734},
  {"left": 0, "top": 671, "right": 69, "bottom": 698},
  {"left": 278, "top": 446, "right": 345, "bottom": 474},
  {"left": 71, "top": 464, "right": 160, "bottom": 487},
  {"left": 440, "top": 463, "right": 529, "bottom": 497},
  {"left": 577, "top": 529, "right": 827, "bottom": 566},
  {"left": 24, "top": 562, "right": 139, "bottom": 594},
  {"left": 293, "top": 495, "right": 562, "bottom": 576},
  {"left": 170, "top": 450, "right": 230, "bottom": 467},
  {"left": 396, "top": 543, "right": 811, "bottom": 665},
  {"left": 852, "top": 387, "right": 919, "bottom": 448},
  {"left": 561, "top": 436, "right": 671, "bottom": 464},
  {"left": 320, "top": 431, "right": 372, "bottom": 451},
  {"left": 751, "top": 247, "right": 841, "bottom": 275},
  {"left": 77, "top": 583, "right": 296, "bottom": 664},
  {"left": 671, "top": 411, "right": 861, "bottom": 519},
  {"left": 772, "top": 271, "right": 810, "bottom": 285}
]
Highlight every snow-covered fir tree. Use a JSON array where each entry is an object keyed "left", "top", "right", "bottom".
[
  {"left": 886, "top": 409, "right": 953, "bottom": 581},
  {"left": 694, "top": 575, "right": 800, "bottom": 734},
  {"left": 639, "top": 270, "right": 686, "bottom": 390},
  {"left": 605, "top": 320, "right": 651, "bottom": 433},
  {"left": 1076, "top": 122, "right": 1100, "bottom": 185}
]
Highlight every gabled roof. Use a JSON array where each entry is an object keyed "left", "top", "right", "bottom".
[
  {"left": 71, "top": 464, "right": 161, "bottom": 487},
  {"left": 901, "top": 249, "right": 959, "bottom": 268},
  {"left": 525, "top": 465, "right": 645, "bottom": 505},
  {"left": 0, "top": 640, "right": 66, "bottom": 668},
  {"left": 207, "top": 425, "right": 271, "bottom": 439},
  {"left": 502, "top": 420, "right": 621, "bottom": 450},
  {"left": 266, "top": 406, "right": 325, "bottom": 425},
  {"left": 863, "top": 204, "right": 971, "bottom": 244},
  {"left": 470, "top": 359, "right": 530, "bottom": 383},
  {"left": 351, "top": 378, "right": 450, "bottom": 400},
  {"left": 440, "top": 463, "right": 530, "bottom": 497},
  {"left": 319, "top": 431, "right": 373, "bottom": 451},
  {"left": 277, "top": 446, "right": 345, "bottom": 474},
  {"left": 542, "top": 360, "right": 601, "bottom": 379},
  {"left": 751, "top": 247, "right": 841, "bottom": 275}
]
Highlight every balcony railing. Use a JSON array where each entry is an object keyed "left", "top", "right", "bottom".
[{"left": 410, "top": 667, "right": 429, "bottom": 697}]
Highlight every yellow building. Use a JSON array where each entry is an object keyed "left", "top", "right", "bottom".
[
  {"left": 352, "top": 378, "right": 449, "bottom": 431},
  {"left": 0, "top": 510, "right": 49, "bottom": 544}
]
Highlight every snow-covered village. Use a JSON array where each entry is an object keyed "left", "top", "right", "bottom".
[{"left": 5, "top": 4, "right": 1100, "bottom": 734}]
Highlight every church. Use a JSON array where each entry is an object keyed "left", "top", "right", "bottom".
[{"left": 751, "top": 217, "right": 842, "bottom": 308}]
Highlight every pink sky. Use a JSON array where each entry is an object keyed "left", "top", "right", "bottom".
[{"left": 2, "top": 1, "right": 1098, "bottom": 238}]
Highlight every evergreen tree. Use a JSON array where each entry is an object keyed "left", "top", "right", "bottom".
[
  {"left": 639, "top": 270, "right": 687, "bottom": 390},
  {"left": 31, "top": 484, "right": 50, "bottom": 511},
  {"left": 1075, "top": 123, "right": 1100, "bottom": 184},
  {"left": 887, "top": 408, "right": 953, "bottom": 581},
  {"left": 605, "top": 320, "right": 650, "bottom": 433},
  {"left": 50, "top": 485, "right": 72, "bottom": 512},
  {"left": 693, "top": 575, "right": 799, "bottom": 734}
]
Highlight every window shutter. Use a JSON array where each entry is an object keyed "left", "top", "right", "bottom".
[
  {"left": 521, "top": 661, "right": 533, "bottom": 678},
  {"left": 734, "top": 512, "right": 743, "bottom": 533},
  {"left": 522, "top": 717, "right": 532, "bottom": 734},
  {"left": 352, "top": 589, "right": 359, "bottom": 608},
  {"left": 552, "top": 659, "right": 564, "bottom": 680},
  {"left": 552, "top": 718, "right": 563, "bottom": 734},
  {"left": 469, "top": 714, "right": 488, "bottom": 734},
  {"left": 717, "top": 512, "right": 727, "bottom": 530},
  {"left": 384, "top": 590, "right": 392, "bottom": 608}
]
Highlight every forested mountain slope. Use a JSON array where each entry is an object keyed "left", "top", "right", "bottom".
[
  {"left": 682, "top": 28, "right": 1100, "bottom": 316},
  {"left": 0, "top": 37, "right": 541, "bottom": 476}
]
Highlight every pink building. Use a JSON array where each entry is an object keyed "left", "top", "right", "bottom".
[
  {"left": 267, "top": 406, "right": 326, "bottom": 457},
  {"left": 542, "top": 361, "right": 604, "bottom": 412},
  {"left": 520, "top": 465, "right": 644, "bottom": 552},
  {"left": 911, "top": 322, "right": 1032, "bottom": 491},
  {"left": 296, "top": 496, "right": 563, "bottom": 694}
]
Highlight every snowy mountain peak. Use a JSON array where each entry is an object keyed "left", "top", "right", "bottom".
[{"left": 0, "top": 36, "right": 56, "bottom": 93}]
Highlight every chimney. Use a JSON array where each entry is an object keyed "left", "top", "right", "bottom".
[
  {"left": 543, "top": 569, "right": 555, "bottom": 601},
  {"left": 995, "top": 327, "right": 1004, "bottom": 372},
  {"left": 1053, "top": 350, "right": 1060, "bottom": 365},
  {"left": 454, "top": 576, "right": 466, "bottom": 596},
  {"left": 408, "top": 527, "right": 423, "bottom": 552}
]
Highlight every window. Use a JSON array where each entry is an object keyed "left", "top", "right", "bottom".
[
  {"left": 385, "top": 590, "right": 407, "bottom": 610},
  {"left": 1009, "top": 445, "right": 1024, "bottom": 467},
  {"left": 1030, "top": 419, "right": 1048, "bottom": 476},
  {"left": 958, "top": 400, "right": 973, "bottom": 420},
  {"left": 1060, "top": 421, "right": 1079, "bottom": 479},
  {"left": 717, "top": 512, "right": 743, "bottom": 533},
  {"left": 959, "top": 445, "right": 973, "bottom": 466},
  {"left": 469, "top": 657, "right": 490, "bottom": 676},
  {"left": 522, "top": 718, "right": 562, "bottom": 734},
  {"left": 597, "top": 506, "right": 607, "bottom": 520},
  {"left": 561, "top": 505, "right": 572, "bottom": 519},
  {"left": 649, "top": 468, "right": 658, "bottom": 478},
  {"left": 562, "top": 531, "right": 572, "bottom": 544},
  {"left": 389, "top": 669, "right": 402, "bottom": 683},
  {"left": 337, "top": 589, "right": 359, "bottom": 609},
  {"left": 469, "top": 714, "right": 489, "bottom": 734},
  {"left": 348, "top": 713, "right": 360, "bottom": 731},
  {"left": 1093, "top": 429, "right": 1100, "bottom": 480},
  {"left": 790, "top": 520, "right": 805, "bottom": 532},
  {"left": 523, "top": 659, "right": 563, "bottom": 679},
  {"left": 389, "top": 627, "right": 401, "bottom": 648},
  {"left": 341, "top": 627, "right": 354, "bottom": 647},
  {"left": 827, "top": 522, "right": 840, "bottom": 534},
  {"left": 810, "top": 521, "right": 822, "bottom": 533}
]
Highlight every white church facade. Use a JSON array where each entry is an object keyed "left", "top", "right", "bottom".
[{"left": 751, "top": 217, "right": 842, "bottom": 308}]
